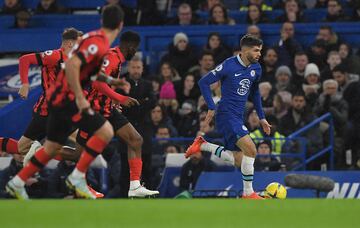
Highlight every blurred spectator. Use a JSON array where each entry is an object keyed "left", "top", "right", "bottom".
[
  {"left": 275, "top": 22, "right": 303, "bottom": 66},
  {"left": 203, "top": 32, "right": 231, "bottom": 65},
  {"left": 274, "top": 65, "right": 296, "bottom": 93},
  {"left": 161, "top": 32, "right": 197, "bottom": 77},
  {"left": 303, "top": 63, "right": 321, "bottom": 108},
  {"left": 175, "top": 100, "right": 199, "bottom": 137},
  {"left": 338, "top": 43, "right": 360, "bottom": 75},
  {"left": 200, "top": 0, "right": 222, "bottom": 11},
  {"left": 208, "top": 4, "right": 236, "bottom": 25},
  {"left": 158, "top": 62, "right": 181, "bottom": 83},
  {"left": 351, "top": 0, "right": 360, "bottom": 21},
  {"left": 268, "top": 91, "right": 292, "bottom": 120},
  {"left": 152, "top": 124, "right": 172, "bottom": 154},
  {"left": 151, "top": 77, "right": 161, "bottom": 99},
  {"left": 246, "top": 25, "right": 262, "bottom": 39},
  {"left": 254, "top": 140, "right": 282, "bottom": 171},
  {"left": 13, "top": 10, "right": 31, "bottom": 29},
  {"left": 246, "top": 109, "right": 261, "bottom": 132},
  {"left": 159, "top": 81, "right": 179, "bottom": 119},
  {"left": 321, "top": 51, "right": 342, "bottom": 81},
  {"left": 167, "top": 3, "right": 202, "bottom": 25},
  {"left": 149, "top": 104, "right": 178, "bottom": 137},
  {"left": 259, "top": 82, "right": 273, "bottom": 108},
  {"left": 307, "top": 39, "right": 328, "bottom": 70},
  {"left": 0, "top": 0, "right": 25, "bottom": 14},
  {"left": 323, "top": 0, "right": 349, "bottom": 22},
  {"left": 246, "top": 4, "right": 269, "bottom": 24},
  {"left": 189, "top": 50, "right": 215, "bottom": 81},
  {"left": 315, "top": 0, "right": 328, "bottom": 8},
  {"left": 240, "top": 0, "right": 273, "bottom": 11},
  {"left": 276, "top": 0, "right": 306, "bottom": 23},
  {"left": 260, "top": 48, "right": 278, "bottom": 85},
  {"left": 291, "top": 51, "right": 309, "bottom": 90},
  {"left": 316, "top": 25, "right": 340, "bottom": 52},
  {"left": 35, "top": 0, "right": 68, "bottom": 14},
  {"left": 180, "top": 151, "right": 216, "bottom": 191},
  {"left": 175, "top": 73, "right": 201, "bottom": 106}
]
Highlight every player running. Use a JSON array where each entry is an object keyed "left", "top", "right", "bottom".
[
  {"left": 77, "top": 31, "right": 159, "bottom": 197},
  {"left": 185, "top": 34, "right": 271, "bottom": 199},
  {"left": 6, "top": 5, "right": 126, "bottom": 200}
]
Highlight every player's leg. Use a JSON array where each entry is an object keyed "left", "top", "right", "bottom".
[
  {"left": 0, "top": 137, "right": 19, "bottom": 154},
  {"left": 236, "top": 135, "right": 262, "bottom": 199}
]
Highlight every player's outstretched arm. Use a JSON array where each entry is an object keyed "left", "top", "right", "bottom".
[{"left": 18, "top": 53, "right": 38, "bottom": 99}]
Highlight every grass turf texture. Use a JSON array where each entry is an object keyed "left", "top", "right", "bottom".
[{"left": 0, "top": 199, "right": 358, "bottom": 228}]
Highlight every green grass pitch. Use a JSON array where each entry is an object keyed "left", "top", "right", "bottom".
[{"left": 0, "top": 199, "right": 358, "bottom": 228}]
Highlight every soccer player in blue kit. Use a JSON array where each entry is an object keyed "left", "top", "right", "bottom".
[{"left": 185, "top": 34, "right": 271, "bottom": 199}]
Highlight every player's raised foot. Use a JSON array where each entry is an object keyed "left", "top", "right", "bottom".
[
  {"left": 242, "top": 192, "right": 264, "bottom": 200},
  {"left": 66, "top": 175, "right": 96, "bottom": 199},
  {"left": 88, "top": 185, "right": 104, "bottom": 198},
  {"left": 23, "top": 141, "right": 42, "bottom": 166},
  {"left": 128, "top": 185, "right": 159, "bottom": 198},
  {"left": 5, "top": 179, "right": 29, "bottom": 200},
  {"left": 185, "top": 136, "right": 206, "bottom": 158}
]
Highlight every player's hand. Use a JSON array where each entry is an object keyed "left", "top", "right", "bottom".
[
  {"left": 112, "top": 100, "right": 123, "bottom": 113},
  {"left": 18, "top": 84, "right": 30, "bottom": 99},
  {"left": 260, "top": 119, "right": 272, "bottom": 135},
  {"left": 204, "top": 110, "right": 215, "bottom": 125},
  {"left": 111, "top": 78, "right": 130, "bottom": 90},
  {"left": 122, "top": 97, "right": 140, "bottom": 107},
  {"left": 75, "top": 97, "right": 93, "bottom": 114}
]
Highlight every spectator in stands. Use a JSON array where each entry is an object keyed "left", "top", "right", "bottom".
[
  {"left": 159, "top": 79, "right": 179, "bottom": 120},
  {"left": 246, "top": 25, "right": 262, "bottom": 39},
  {"left": 338, "top": 43, "right": 360, "bottom": 75},
  {"left": 180, "top": 151, "right": 216, "bottom": 191},
  {"left": 303, "top": 63, "right": 321, "bottom": 108},
  {"left": 240, "top": 0, "right": 273, "bottom": 11},
  {"left": 35, "top": 0, "right": 68, "bottom": 14},
  {"left": 174, "top": 73, "right": 201, "bottom": 106},
  {"left": 175, "top": 100, "right": 199, "bottom": 137},
  {"left": 316, "top": 25, "right": 340, "bottom": 52},
  {"left": 275, "top": 22, "right": 303, "bottom": 67},
  {"left": 315, "top": 0, "right": 328, "bottom": 8},
  {"left": 291, "top": 52, "right": 309, "bottom": 90},
  {"left": 199, "top": 0, "right": 222, "bottom": 11},
  {"left": 261, "top": 48, "right": 278, "bottom": 85},
  {"left": 0, "top": 0, "right": 25, "bottom": 14},
  {"left": 246, "top": 109, "right": 261, "bottom": 132},
  {"left": 276, "top": 0, "right": 306, "bottom": 23},
  {"left": 259, "top": 82, "right": 273, "bottom": 108},
  {"left": 152, "top": 124, "right": 172, "bottom": 155},
  {"left": 307, "top": 39, "right": 328, "bottom": 70},
  {"left": 321, "top": 51, "right": 342, "bottom": 81},
  {"left": 189, "top": 50, "right": 215, "bottom": 81},
  {"left": 203, "top": 32, "right": 231, "bottom": 65},
  {"left": 13, "top": 10, "right": 31, "bottom": 29},
  {"left": 149, "top": 104, "right": 177, "bottom": 137},
  {"left": 254, "top": 140, "right": 282, "bottom": 171},
  {"left": 323, "top": 0, "right": 348, "bottom": 22},
  {"left": 167, "top": 3, "right": 202, "bottom": 25},
  {"left": 274, "top": 65, "right": 296, "bottom": 94},
  {"left": 267, "top": 91, "right": 292, "bottom": 120},
  {"left": 151, "top": 77, "right": 161, "bottom": 99},
  {"left": 208, "top": 4, "right": 236, "bottom": 25},
  {"left": 351, "top": 0, "right": 360, "bottom": 21},
  {"left": 158, "top": 62, "right": 181, "bottom": 83},
  {"left": 161, "top": 32, "right": 197, "bottom": 77},
  {"left": 246, "top": 4, "right": 269, "bottom": 25}
]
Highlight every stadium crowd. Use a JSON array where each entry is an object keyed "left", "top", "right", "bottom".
[{"left": 0, "top": 0, "right": 360, "bottom": 197}]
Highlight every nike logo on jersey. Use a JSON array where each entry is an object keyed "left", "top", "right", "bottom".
[{"left": 234, "top": 73, "right": 242, "bottom": 76}]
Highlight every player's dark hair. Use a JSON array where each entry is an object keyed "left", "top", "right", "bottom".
[
  {"left": 102, "top": 4, "right": 124, "bottom": 30},
  {"left": 62, "top": 27, "right": 81, "bottom": 41},
  {"left": 240, "top": 34, "right": 263, "bottom": 48},
  {"left": 332, "top": 63, "right": 348, "bottom": 74},
  {"left": 120, "top": 31, "right": 141, "bottom": 46}
]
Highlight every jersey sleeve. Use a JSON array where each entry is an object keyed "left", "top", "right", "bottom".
[
  {"left": 251, "top": 66, "right": 265, "bottom": 120},
  {"left": 198, "top": 62, "right": 227, "bottom": 110},
  {"left": 36, "top": 50, "right": 61, "bottom": 67},
  {"left": 74, "top": 37, "right": 107, "bottom": 67},
  {"left": 18, "top": 53, "right": 38, "bottom": 84},
  {"left": 101, "top": 53, "right": 119, "bottom": 78}
]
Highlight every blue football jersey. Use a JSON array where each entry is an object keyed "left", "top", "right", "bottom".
[{"left": 198, "top": 55, "right": 265, "bottom": 120}]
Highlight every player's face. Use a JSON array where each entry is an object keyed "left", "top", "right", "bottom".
[{"left": 246, "top": 45, "right": 262, "bottom": 63}]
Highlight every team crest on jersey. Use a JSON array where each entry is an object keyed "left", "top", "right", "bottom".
[
  {"left": 103, "top": 59, "right": 110, "bottom": 67},
  {"left": 42, "top": 50, "right": 53, "bottom": 57},
  {"left": 237, "top": 79, "right": 251, "bottom": 96},
  {"left": 250, "top": 70, "right": 256, "bottom": 77}
]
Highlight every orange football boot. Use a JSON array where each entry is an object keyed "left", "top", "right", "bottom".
[
  {"left": 242, "top": 192, "right": 264, "bottom": 200},
  {"left": 185, "top": 136, "right": 206, "bottom": 158},
  {"left": 88, "top": 186, "right": 104, "bottom": 198}
]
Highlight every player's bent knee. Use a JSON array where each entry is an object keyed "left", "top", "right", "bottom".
[
  {"left": 95, "top": 121, "right": 114, "bottom": 141},
  {"left": 18, "top": 137, "right": 32, "bottom": 155}
]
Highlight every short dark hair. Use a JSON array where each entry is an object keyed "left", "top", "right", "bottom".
[
  {"left": 120, "top": 31, "right": 141, "bottom": 46},
  {"left": 319, "top": 25, "right": 333, "bottom": 33},
  {"left": 62, "top": 27, "right": 81, "bottom": 41},
  {"left": 292, "top": 90, "right": 306, "bottom": 98},
  {"left": 332, "top": 63, "right": 348, "bottom": 74},
  {"left": 294, "top": 51, "right": 307, "bottom": 57},
  {"left": 102, "top": 4, "right": 124, "bottom": 30},
  {"left": 240, "top": 34, "right": 263, "bottom": 48},
  {"left": 199, "top": 50, "right": 214, "bottom": 60}
]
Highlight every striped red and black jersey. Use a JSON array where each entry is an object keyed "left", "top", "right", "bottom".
[
  {"left": 47, "top": 29, "right": 110, "bottom": 108},
  {"left": 32, "top": 49, "right": 65, "bottom": 116},
  {"left": 87, "top": 47, "right": 125, "bottom": 117}
]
